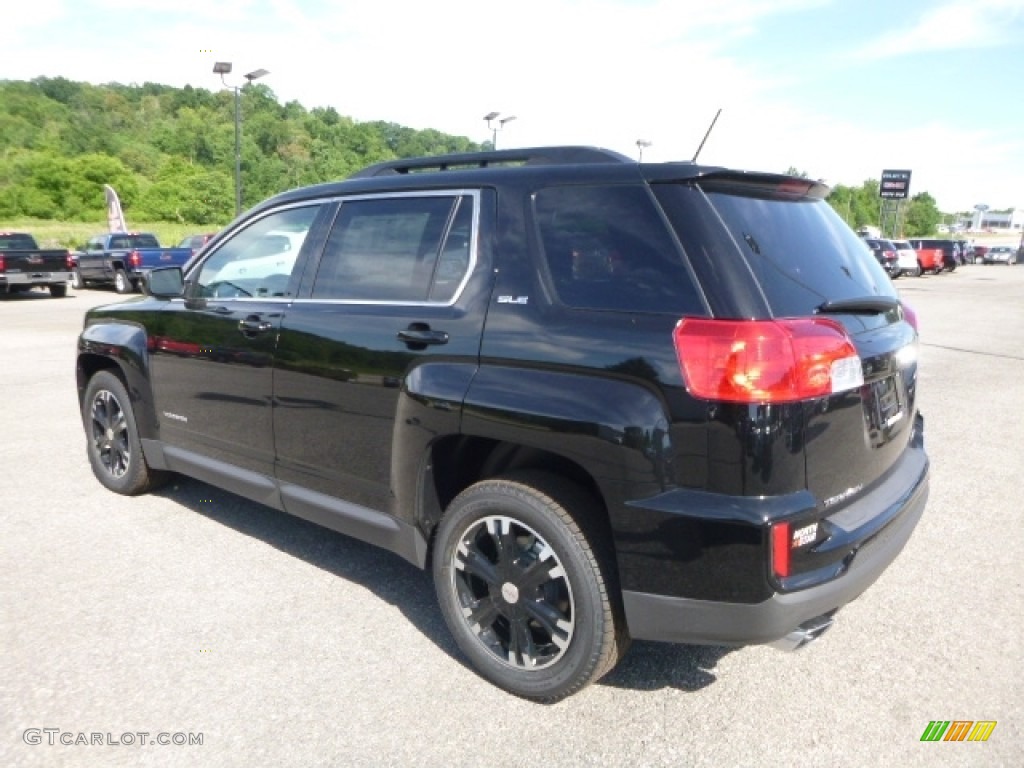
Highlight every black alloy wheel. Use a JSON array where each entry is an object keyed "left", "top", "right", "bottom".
[
  {"left": 83, "top": 371, "right": 168, "bottom": 495},
  {"left": 453, "top": 514, "right": 575, "bottom": 670},
  {"left": 433, "top": 472, "right": 627, "bottom": 702}
]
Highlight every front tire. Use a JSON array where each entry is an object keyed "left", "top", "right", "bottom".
[
  {"left": 71, "top": 268, "right": 85, "bottom": 290},
  {"left": 83, "top": 371, "right": 168, "bottom": 495},
  {"left": 433, "top": 472, "right": 628, "bottom": 702}
]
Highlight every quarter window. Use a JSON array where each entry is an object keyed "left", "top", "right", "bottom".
[{"left": 533, "top": 185, "right": 703, "bottom": 314}]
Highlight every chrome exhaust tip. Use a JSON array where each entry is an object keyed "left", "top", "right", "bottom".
[{"left": 770, "top": 612, "right": 836, "bottom": 652}]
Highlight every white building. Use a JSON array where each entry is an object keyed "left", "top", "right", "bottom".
[{"left": 972, "top": 208, "right": 1024, "bottom": 231}]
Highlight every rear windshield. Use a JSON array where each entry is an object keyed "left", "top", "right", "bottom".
[
  {"left": 0, "top": 234, "right": 39, "bottom": 250},
  {"left": 700, "top": 183, "right": 896, "bottom": 317}
]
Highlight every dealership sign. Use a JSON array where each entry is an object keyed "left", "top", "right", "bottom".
[{"left": 880, "top": 169, "right": 912, "bottom": 199}]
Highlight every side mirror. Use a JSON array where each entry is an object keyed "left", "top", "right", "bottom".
[{"left": 142, "top": 267, "right": 184, "bottom": 298}]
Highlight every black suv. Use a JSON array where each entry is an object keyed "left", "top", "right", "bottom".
[
  {"left": 861, "top": 237, "right": 900, "bottom": 277},
  {"left": 77, "top": 147, "right": 929, "bottom": 702}
]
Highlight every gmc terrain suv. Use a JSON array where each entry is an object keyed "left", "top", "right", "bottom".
[{"left": 77, "top": 147, "right": 929, "bottom": 702}]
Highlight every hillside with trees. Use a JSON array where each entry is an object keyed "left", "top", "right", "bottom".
[
  {"left": 0, "top": 77, "right": 480, "bottom": 228},
  {"left": 1, "top": 77, "right": 943, "bottom": 238}
]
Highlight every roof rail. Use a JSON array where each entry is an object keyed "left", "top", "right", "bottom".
[{"left": 348, "top": 146, "right": 633, "bottom": 179}]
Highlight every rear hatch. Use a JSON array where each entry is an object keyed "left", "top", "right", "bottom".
[{"left": 662, "top": 175, "right": 920, "bottom": 509}]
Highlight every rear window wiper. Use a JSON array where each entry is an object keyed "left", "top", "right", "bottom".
[{"left": 816, "top": 296, "right": 899, "bottom": 315}]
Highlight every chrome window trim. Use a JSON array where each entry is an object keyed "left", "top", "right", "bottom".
[
  {"left": 182, "top": 199, "right": 330, "bottom": 285},
  {"left": 182, "top": 190, "right": 481, "bottom": 308},
  {"left": 302, "top": 188, "right": 481, "bottom": 308}
]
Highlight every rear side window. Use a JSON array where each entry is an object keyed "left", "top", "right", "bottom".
[
  {"left": 701, "top": 184, "right": 896, "bottom": 317},
  {"left": 109, "top": 234, "right": 160, "bottom": 249},
  {"left": 533, "top": 185, "right": 704, "bottom": 314},
  {"left": 312, "top": 193, "right": 473, "bottom": 303}
]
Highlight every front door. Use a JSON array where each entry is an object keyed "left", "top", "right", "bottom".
[{"left": 148, "top": 204, "right": 329, "bottom": 482}]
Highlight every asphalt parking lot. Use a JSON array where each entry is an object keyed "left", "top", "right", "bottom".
[{"left": 2, "top": 266, "right": 1021, "bottom": 767}]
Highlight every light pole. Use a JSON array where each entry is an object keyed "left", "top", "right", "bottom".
[
  {"left": 636, "top": 139, "right": 652, "bottom": 162},
  {"left": 213, "top": 62, "right": 269, "bottom": 216},
  {"left": 483, "top": 111, "right": 516, "bottom": 150}
]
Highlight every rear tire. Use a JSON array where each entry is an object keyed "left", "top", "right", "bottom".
[
  {"left": 49, "top": 283, "right": 67, "bottom": 298},
  {"left": 433, "top": 472, "right": 628, "bottom": 702},
  {"left": 83, "top": 370, "right": 169, "bottom": 495},
  {"left": 114, "top": 269, "right": 133, "bottom": 294}
]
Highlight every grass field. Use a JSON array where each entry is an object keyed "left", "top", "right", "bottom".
[{"left": 0, "top": 218, "right": 217, "bottom": 250}]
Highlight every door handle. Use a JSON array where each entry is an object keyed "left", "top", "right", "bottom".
[
  {"left": 238, "top": 316, "right": 273, "bottom": 334},
  {"left": 397, "top": 325, "right": 449, "bottom": 347}
]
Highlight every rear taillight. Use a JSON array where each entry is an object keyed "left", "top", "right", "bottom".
[
  {"left": 673, "top": 317, "right": 863, "bottom": 404},
  {"left": 129, "top": 250, "right": 142, "bottom": 268},
  {"left": 901, "top": 302, "right": 919, "bottom": 333},
  {"left": 884, "top": 250, "right": 896, "bottom": 261},
  {"left": 0, "top": 254, "right": 5, "bottom": 271},
  {"left": 66, "top": 251, "right": 74, "bottom": 270},
  {"left": 771, "top": 521, "right": 791, "bottom": 579}
]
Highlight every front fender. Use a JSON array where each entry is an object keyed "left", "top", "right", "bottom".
[{"left": 77, "top": 320, "right": 159, "bottom": 439}]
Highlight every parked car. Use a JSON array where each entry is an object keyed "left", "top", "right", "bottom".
[
  {"left": 971, "top": 244, "right": 989, "bottom": 264},
  {"left": 891, "top": 240, "right": 922, "bottom": 277},
  {"left": 862, "top": 238, "right": 900, "bottom": 277},
  {"left": 77, "top": 146, "right": 929, "bottom": 702},
  {"left": 983, "top": 245, "right": 1016, "bottom": 265},
  {"left": 177, "top": 233, "right": 218, "bottom": 257},
  {"left": 907, "top": 238, "right": 957, "bottom": 273}
]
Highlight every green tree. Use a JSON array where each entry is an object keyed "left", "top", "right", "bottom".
[{"left": 904, "top": 192, "right": 941, "bottom": 237}]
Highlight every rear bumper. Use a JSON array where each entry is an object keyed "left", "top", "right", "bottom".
[
  {"left": 622, "top": 442, "right": 929, "bottom": 647},
  {"left": 1, "top": 271, "right": 72, "bottom": 286}
]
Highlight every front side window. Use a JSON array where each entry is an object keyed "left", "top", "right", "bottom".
[
  {"left": 195, "top": 205, "right": 320, "bottom": 298},
  {"left": 533, "top": 184, "right": 703, "bottom": 314},
  {"left": 311, "top": 193, "right": 473, "bottom": 303}
]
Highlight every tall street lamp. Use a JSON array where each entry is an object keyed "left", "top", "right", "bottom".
[
  {"left": 483, "top": 111, "right": 517, "bottom": 150},
  {"left": 213, "top": 62, "right": 269, "bottom": 216},
  {"left": 636, "top": 139, "right": 652, "bottom": 162}
]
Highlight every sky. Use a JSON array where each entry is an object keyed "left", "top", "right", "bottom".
[{"left": 6, "top": 0, "right": 1024, "bottom": 213}]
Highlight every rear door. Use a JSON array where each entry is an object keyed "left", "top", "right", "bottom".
[{"left": 273, "top": 190, "right": 490, "bottom": 517}]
